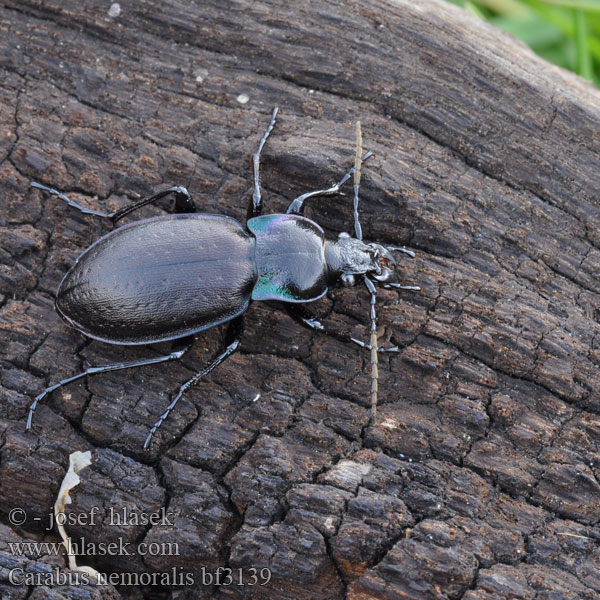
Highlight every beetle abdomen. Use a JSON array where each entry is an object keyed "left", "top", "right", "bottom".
[{"left": 56, "top": 214, "right": 257, "bottom": 344}]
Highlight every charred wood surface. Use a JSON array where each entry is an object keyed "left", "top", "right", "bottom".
[{"left": 0, "top": 1, "right": 599, "bottom": 599}]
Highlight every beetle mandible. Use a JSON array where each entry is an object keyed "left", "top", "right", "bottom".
[{"left": 27, "top": 108, "right": 417, "bottom": 448}]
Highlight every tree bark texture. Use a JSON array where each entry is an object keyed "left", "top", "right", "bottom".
[{"left": 0, "top": 0, "right": 599, "bottom": 599}]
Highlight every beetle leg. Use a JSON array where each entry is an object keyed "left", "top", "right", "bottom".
[
  {"left": 248, "top": 107, "right": 279, "bottom": 220},
  {"left": 31, "top": 182, "right": 195, "bottom": 224},
  {"left": 30, "top": 182, "right": 110, "bottom": 218},
  {"left": 283, "top": 304, "right": 397, "bottom": 352},
  {"left": 387, "top": 245, "right": 416, "bottom": 259},
  {"left": 26, "top": 336, "right": 194, "bottom": 433},
  {"left": 104, "top": 186, "right": 195, "bottom": 223},
  {"left": 144, "top": 316, "right": 244, "bottom": 449},
  {"left": 285, "top": 151, "right": 372, "bottom": 216},
  {"left": 350, "top": 337, "right": 399, "bottom": 352},
  {"left": 384, "top": 283, "right": 421, "bottom": 291}
]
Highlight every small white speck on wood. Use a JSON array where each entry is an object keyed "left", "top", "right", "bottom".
[{"left": 108, "top": 3, "right": 121, "bottom": 18}]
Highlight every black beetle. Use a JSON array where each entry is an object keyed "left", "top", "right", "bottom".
[{"left": 27, "top": 108, "right": 417, "bottom": 448}]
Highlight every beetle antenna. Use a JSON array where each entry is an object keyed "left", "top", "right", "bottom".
[
  {"left": 364, "top": 277, "right": 379, "bottom": 425},
  {"left": 353, "top": 121, "right": 363, "bottom": 241}
]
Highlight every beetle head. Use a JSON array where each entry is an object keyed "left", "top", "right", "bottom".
[
  {"left": 368, "top": 243, "right": 397, "bottom": 283},
  {"left": 326, "top": 234, "right": 404, "bottom": 287}
]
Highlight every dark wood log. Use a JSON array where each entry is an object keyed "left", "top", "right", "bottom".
[{"left": 1, "top": 0, "right": 600, "bottom": 598}]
